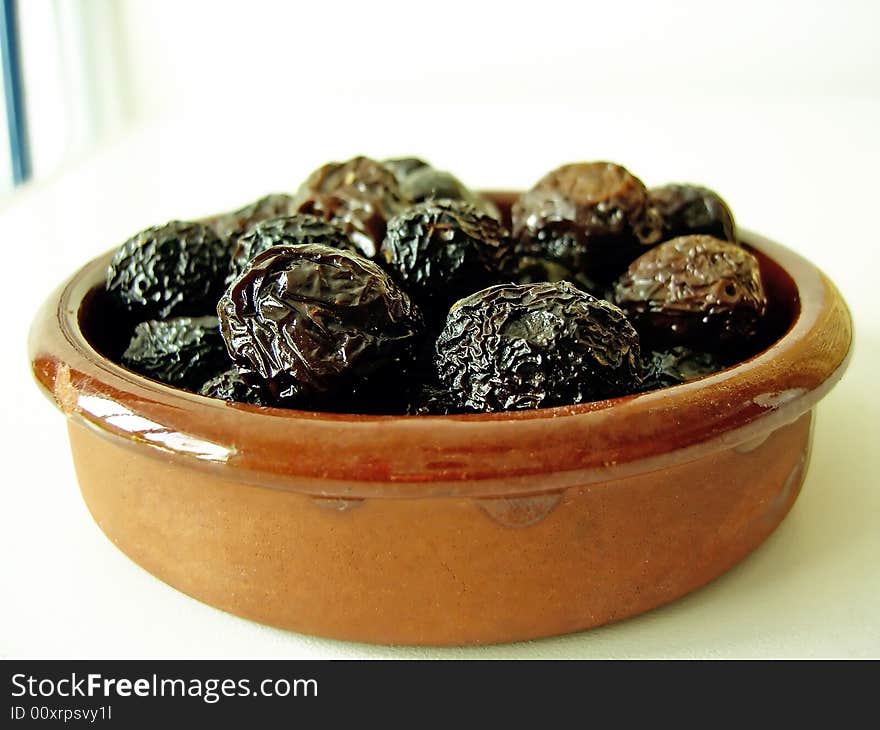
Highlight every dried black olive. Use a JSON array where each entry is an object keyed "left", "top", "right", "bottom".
[
  {"left": 405, "top": 381, "right": 464, "bottom": 416},
  {"left": 226, "top": 214, "right": 356, "bottom": 285},
  {"left": 613, "top": 235, "right": 767, "bottom": 349},
  {"left": 435, "top": 282, "right": 642, "bottom": 412},
  {"left": 511, "top": 162, "right": 662, "bottom": 293},
  {"left": 218, "top": 243, "right": 423, "bottom": 404},
  {"left": 649, "top": 184, "right": 736, "bottom": 242},
  {"left": 298, "top": 156, "right": 401, "bottom": 202},
  {"left": 292, "top": 156, "right": 404, "bottom": 258},
  {"left": 400, "top": 167, "right": 500, "bottom": 219},
  {"left": 199, "top": 368, "right": 270, "bottom": 405},
  {"left": 106, "top": 221, "right": 229, "bottom": 319},
  {"left": 207, "top": 193, "right": 300, "bottom": 244},
  {"left": 401, "top": 168, "right": 471, "bottom": 202},
  {"left": 121, "top": 316, "right": 229, "bottom": 389},
  {"left": 639, "top": 347, "right": 725, "bottom": 392},
  {"left": 380, "top": 200, "right": 513, "bottom": 323},
  {"left": 382, "top": 157, "right": 431, "bottom": 181}
]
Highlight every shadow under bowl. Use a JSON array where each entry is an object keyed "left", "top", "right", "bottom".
[{"left": 28, "top": 192, "right": 853, "bottom": 646}]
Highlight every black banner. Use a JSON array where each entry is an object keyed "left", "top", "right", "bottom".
[{"left": 1, "top": 659, "right": 859, "bottom": 725}]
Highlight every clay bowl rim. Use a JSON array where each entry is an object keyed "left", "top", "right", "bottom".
[{"left": 28, "top": 195, "right": 853, "bottom": 499}]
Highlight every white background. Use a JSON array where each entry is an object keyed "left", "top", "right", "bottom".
[{"left": 1, "top": 0, "right": 878, "bottom": 657}]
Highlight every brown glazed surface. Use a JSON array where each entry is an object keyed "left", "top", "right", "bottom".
[{"left": 28, "top": 193, "right": 853, "bottom": 645}]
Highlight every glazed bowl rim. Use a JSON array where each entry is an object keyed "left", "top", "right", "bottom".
[{"left": 28, "top": 200, "right": 853, "bottom": 498}]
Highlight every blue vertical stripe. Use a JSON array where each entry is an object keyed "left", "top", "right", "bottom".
[{"left": 1, "top": 0, "right": 30, "bottom": 184}]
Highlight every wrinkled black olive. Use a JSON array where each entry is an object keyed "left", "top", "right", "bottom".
[
  {"left": 121, "top": 316, "right": 228, "bottom": 389},
  {"left": 639, "top": 347, "right": 725, "bottom": 392},
  {"left": 199, "top": 367, "right": 270, "bottom": 405},
  {"left": 435, "top": 282, "right": 642, "bottom": 412},
  {"left": 613, "top": 234, "right": 767, "bottom": 349},
  {"left": 401, "top": 168, "right": 471, "bottom": 203},
  {"left": 207, "top": 193, "right": 300, "bottom": 245},
  {"left": 292, "top": 156, "right": 404, "bottom": 258},
  {"left": 218, "top": 244, "right": 423, "bottom": 405},
  {"left": 106, "top": 221, "right": 229, "bottom": 319},
  {"left": 649, "top": 184, "right": 736, "bottom": 242},
  {"left": 511, "top": 162, "right": 663, "bottom": 292},
  {"left": 382, "top": 157, "right": 431, "bottom": 181},
  {"left": 405, "top": 381, "right": 465, "bottom": 416},
  {"left": 226, "top": 214, "right": 356, "bottom": 285},
  {"left": 399, "top": 167, "right": 501, "bottom": 219},
  {"left": 380, "top": 199, "right": 513, "bottom": 323}
]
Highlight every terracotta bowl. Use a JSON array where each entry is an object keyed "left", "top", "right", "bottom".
[{"left": 28, "top": 193, "right": 853, "bottom": 646}]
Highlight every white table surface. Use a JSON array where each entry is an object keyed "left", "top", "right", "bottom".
[{"left": 2, "top": 98, "right": 878, "bottom": 658}]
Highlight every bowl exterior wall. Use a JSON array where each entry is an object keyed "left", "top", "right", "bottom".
[{"left": 68, "top": 411, "right": 812, "bottom": 646}]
